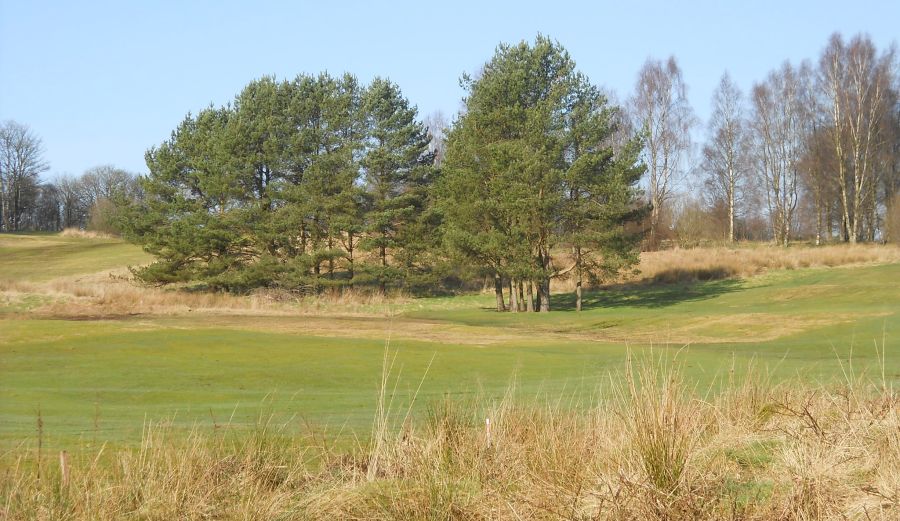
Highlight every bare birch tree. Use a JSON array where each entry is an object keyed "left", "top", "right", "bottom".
[
  {"left": 629, "top": 56, "right": 694, "bottom": 248},
  {"left": 702, "top": 72, "right": 749, "bottom": 242},
  {"left": 818, "top": 33, "right": 896, "bottom": 243},
  {"left": 751, "top": 62, "right": 811, "bottom": 246},
  {"left": 424, "top": 111, "right": 448, "bottom": 167}
]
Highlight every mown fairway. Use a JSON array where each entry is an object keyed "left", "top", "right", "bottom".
[{"left": 1, "top": 234, "right": 898, "bottom": 448}]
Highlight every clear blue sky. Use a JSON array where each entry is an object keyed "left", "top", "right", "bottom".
[{"left": 1, "top": 0, "right": 897, "bottom": 178}]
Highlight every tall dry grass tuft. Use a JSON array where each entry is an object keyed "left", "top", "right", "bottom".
[
  {"left": 609, "top": 357, "right": 718, "bottom": 520},
  {"left": 5, "top": 360, "right": 900, "bottom": 519}
]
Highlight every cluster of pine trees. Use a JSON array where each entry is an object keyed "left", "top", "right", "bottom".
[
  {"left": 119, "top": 37, "right": 649, "bottom": 310},
  {"left": 119, "top": 74, "right": 441, "bottom": 293}
]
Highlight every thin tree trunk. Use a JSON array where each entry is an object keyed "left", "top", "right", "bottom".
[
  {"left": 532, "top": 280, "right": 541, "bottom": 312},
  {"left": 517, "top": 280, "right": 526, "bottom": 312},
  {"left": 494, "top": 273, "right": 506, "bottom": 312},
  {"left": 815, "top": 198, "right": 822, "bottom": 246},
  {"left": 574, "top": 246, "right": 583, "bottom": 312},
  {"left": 348, "top": 232, "right": 355, "bottom": 284},
  {"left": 526, "top": 281, "right": 535, "bottom": 312},
  {"left": 508, "top": 278, "right": 518, "bottom": 313},
  {"left": 576, "top": 278, "right": 582, "bottom": 312},
  {"left": 728, "top": 173, "right": 735, "bottom": 243},
  {"left": 380, "top": 235, "right": 387, "bottom": 294},
  {"left": 328, "top": 236, "right": 334, "bottom": 279},
  {"left": 0, "top": 177, "right": 6, "bottom": 232}
]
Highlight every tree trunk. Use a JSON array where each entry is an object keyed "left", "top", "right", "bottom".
[
  {"left": 728, "top": 174, "right": 735, "bottom": 243},
  {"left": 517, "top": 281, "right": 526, "bottom": 312},
  {"left": 328, "top": 236, "right": 334, "bottom": 279},
  {"left": 574, "top": 246, "right": 583, "bottom": 312},
  {"left": 532, "top": 280, "right": 541, "bottom": 312},
  {"left": 508, "top": 279, "right": 518, "bottom": 312},
  {"left": 526, "top": 281, "right": 535, "bottom": 312},
  {"left": 576, "top": 280, "right": 582, "bottom": 312},
  {"left": 494, "top": 273, "right": 506, "bottom": 312},
  {"left": 815, "top": 199, "right": 822, "bottom": 246},
  {"left": 539, "top": 278, "right": 550, "bottom": 312},
  {"left": 0, "top": 177, "right": 6, "bottom": 232},
  {"left": 380, "top": 235, "right": 387, "bottom": 294},
  {"left": 347, "top": 232, "right": 355, "bottom": 287},
  {"left": 12, "top": 185, "right": 20, "bottom": 232}
]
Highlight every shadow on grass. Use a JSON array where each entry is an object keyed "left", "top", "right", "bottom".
[{"left": 551, "top": 277, "right": 745, "bottom": 311}]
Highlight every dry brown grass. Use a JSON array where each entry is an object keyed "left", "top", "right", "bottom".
[
  {"left": 634, "top": 243, "right": 900, "bottom": 284},
  {"left": 57, "top": 228, "right": 115, "bottom": 240},
  {"left": 0, "top": 271, "right": 411, "bottom": 319},
  {"left": 548, "top": 243, "right": 900, "bottom": 292},
  {"left": 2, "top": 242, "right": 897, "bottom": 319},
  {"left": 4, "top": 360, "right": 899, "bottom": 520}
]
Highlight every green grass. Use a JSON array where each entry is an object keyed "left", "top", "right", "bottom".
[
  {"left": 0, "top": 233, "right": 150, "bottom": 282},
  {"left": 1, "top": 233, "right": 899, "bottom": 449}
]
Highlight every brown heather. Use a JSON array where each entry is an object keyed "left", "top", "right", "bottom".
[{"left": 3, "top": 360, "right": 899, "bottom": 520}]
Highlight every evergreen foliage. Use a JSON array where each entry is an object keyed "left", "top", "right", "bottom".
[
  {"left": 120, "top": 38, "right": 647, "bottom": 308},
  {"left": 439, "top": 36, "right": 648, "bottom": 311}
]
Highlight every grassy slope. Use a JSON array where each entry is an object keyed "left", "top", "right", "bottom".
[
  {"left": 0, "top": 234, "right": 898, "bottom": 448},
  {"left": 0, "top": 234, "right": 150, "bottom": 282}
]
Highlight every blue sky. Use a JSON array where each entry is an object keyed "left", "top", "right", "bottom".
[{"left": 1, "top": 0, "right": 897, "bottom": 178}]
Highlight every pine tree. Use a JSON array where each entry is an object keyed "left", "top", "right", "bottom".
[
  {"left": 563, "top": 79, "right": 648, "bottom": 311},
  {"left": 441, "top": 36, "right": 647, "bottom": 311},
  {"left": 360, "top": 78, "right": 432, "bottom": 293}
]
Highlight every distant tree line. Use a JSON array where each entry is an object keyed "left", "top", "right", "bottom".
[
  {"left": 643, "top": 33, "right": 899, "bottom": 246},
  {"left": 3, "top": 32, "right": 899, "bottom": 310},
  {"left": 0, "top": 121, "right": 141, "bottom": 233}
]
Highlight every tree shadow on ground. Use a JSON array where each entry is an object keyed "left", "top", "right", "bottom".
[{"left": 551, "top": 276, "right": 745, "bottom": 311}]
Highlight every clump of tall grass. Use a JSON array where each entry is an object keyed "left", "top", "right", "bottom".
[{"left": 4, "top": 356, "right": 900, "bottom": 520}]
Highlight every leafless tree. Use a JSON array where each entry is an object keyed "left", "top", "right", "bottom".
[
  {"left": 79, "top": 165, "right": 139, "bottom": 208},
  {"left": 883, "top": 88, "right": 900, "bottom": 242},
  {"left": 818, "top": 33, "right": 896, "bottom": 243},
  {"left": 750, "top": 62, "right": 811, "bottom": 246},
  {"left": 701, "top": 72, "right": 749, "bottom": 243},
  {"left": 55, "top": 174, "right": 89, "bottom": 228},
  {"left": 0, "top": 121, "right": 50, "bottom": 231},
  {"left": 424, "top": 111, "right": 448, "bottom": 167},
  {"left": 629, "top": 56, "right": 695, "bottom": 248},
  {"left": 799, "top": 125, "right": 840, "bottom": 245}
]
